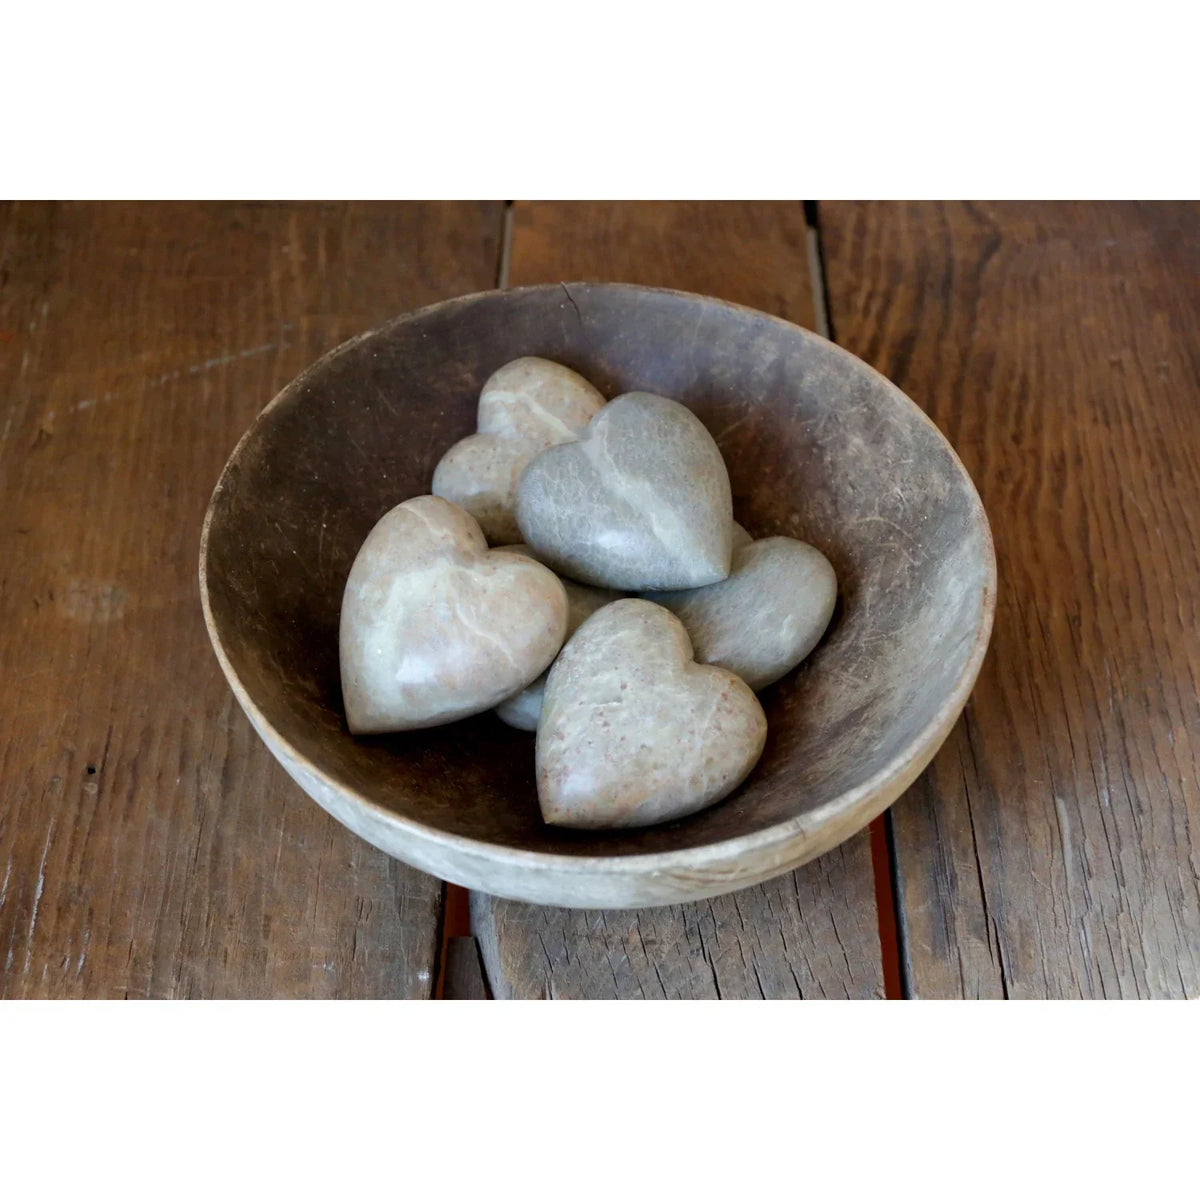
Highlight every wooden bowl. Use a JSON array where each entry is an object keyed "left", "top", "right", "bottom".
[{"left": 199, "top": 283, "right": 995, "bottom": 908}]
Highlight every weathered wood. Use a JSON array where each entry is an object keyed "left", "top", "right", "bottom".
[
  {"left": 472, "top": 201, "right": 886, "bottom": 998},
  {"left": 0, "top": 201, "right": 505, "bottom": 997},
  {"left": 442, "top": 938, "right": 490, "bottom": 1000},
  {"left": 820, "top": 201, "right": 1200, "bottom": 998},
  {"left": 472, "top": 842, "right": 883, "bottom": 999},
  {"left": 508, "top": 201, "right": 819, "bottom": 323}
]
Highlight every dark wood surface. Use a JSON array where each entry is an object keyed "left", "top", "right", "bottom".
[
  {"left": 471, "top": 201, "right": 886, "bottom": 998},
  {"left": 820, "top": 201, "right": 1200, "bottom": 997},
  {"left": 0, "top": 201, "right": 505, "bottom": 997},
  {"left": 507, "top": 201, "right": 821, "bottom": 325},
  {"left": 441, "top": 938, "right": 490, "bottom": 1000}
]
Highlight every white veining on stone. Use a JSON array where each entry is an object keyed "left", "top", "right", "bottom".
[
  {"left": 515, "top": 393, "right": 733, "bottom": 590},
  {"left": 340, "top": 496, "right": 568, "bottom": 732},
  {"left": 644, "top": 535, "right": 837, "bottom": 691},
  {"left": 431, "top": 358, "right": 605, "bottom": 544},
  {"left": 536, "top": 599, "right": 766, "bottom": 829}
]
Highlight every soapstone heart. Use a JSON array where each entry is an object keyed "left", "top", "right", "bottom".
[
  {"left": 644, "top": 535, "right": 837, "bottom": 691},
  {"left": 536, "top": 598, "right": 766, "bottom": 829},
  {"left": 431, "top": 357, "right": 605, "bottom": 544},
  {"left": 493, "top": 544, "right": 624, "bottom": 731},
  {"left": 514, "top": 392, "right": 733, "bottom": 590},
  {"left": 340, "top": 496, "right": 568, "bottom": 733}
]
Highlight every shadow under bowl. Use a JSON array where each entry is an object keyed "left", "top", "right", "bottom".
[{"left": 199, "top": 283, "right": 995, "bottom": 908}]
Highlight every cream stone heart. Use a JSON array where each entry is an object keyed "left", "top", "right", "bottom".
[
  {"left": 339, "top": 496, "right": 568, "bottom": 733},
  {"left": 431, "top": 357, "right": 605, "bottom": 544},
  {"left": 514, "top": 393, "right": 734, "bottom": 590},
  {"left": 536, "top": 599, "right": 767, "bottom": 829},
  {"left": 643, "top": 534, "right": 837, "bottom": 691},
  {"left": 492, "top": 544, "right": 623, "bottom": 731}
]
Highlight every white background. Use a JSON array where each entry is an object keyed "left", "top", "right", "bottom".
[{"left": 4, "top": 2, "right": 1197, "bottom": 197}]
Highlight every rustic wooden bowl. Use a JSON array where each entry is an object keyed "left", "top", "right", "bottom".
[{"left": 199, "top": 283, "right": 995, "bottom": 909}]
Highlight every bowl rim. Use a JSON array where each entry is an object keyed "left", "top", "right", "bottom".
[{"left": 199, "top": 281, "right": 997, "bottom": 880}]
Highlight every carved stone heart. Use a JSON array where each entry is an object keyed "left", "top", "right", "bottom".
[
  {"left": 644, "top": 534, "right": 837, "bottom": 691},
  {"left": 492, "top": 544, "right": 623, "bottom": 731},
  {"left": 431, "top": 357, "right": 605, "bottom": 544},
  {"left": 340, "top": 496, "right": 568, "bottom": 733},
  {"left": 537, "top": 599, "right": 767, "bottom": 829},
  {"left": 515, "top": 393, "right": 734, "bottom": 590}
]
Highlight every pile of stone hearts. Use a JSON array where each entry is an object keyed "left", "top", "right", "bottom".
[{"left": 340, "top": 358, "right": 836, "bottom": 830}]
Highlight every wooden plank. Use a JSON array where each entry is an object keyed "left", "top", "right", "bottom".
[
  {"left": 507, "top": 201, "right": 820, "bottom": 325},
  {"left": 0, "top": 201, "right": 506, "bottom": 997},
  {"left": 819, "top": 201, "right": 1200, "bottom": 998},
  {"left": 442, "top": 939, "right": 490, "bottom": 1000},
  {"left": 473, "top": 200, "right": 886, "bottom": 999}
]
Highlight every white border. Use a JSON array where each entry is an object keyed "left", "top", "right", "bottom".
[
  {"left": 4, "top": 5, "right": 1198, "bottom": 197},
  {"left": 2, "top": 1002, "right": 1194, "bottom": 1195}
]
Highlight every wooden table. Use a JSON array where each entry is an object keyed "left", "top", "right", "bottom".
[{"left": 2, "top": 201, "right": 1197, "bottom": 999}]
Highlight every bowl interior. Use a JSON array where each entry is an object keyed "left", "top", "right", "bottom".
[{"left": 202, "top": 284, "right": 991, "bottom": 860}]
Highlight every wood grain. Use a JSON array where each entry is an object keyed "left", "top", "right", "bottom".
[
  {"left": 0, "top": 201, "right": 505, "bottom": 997},
  {"left": 442, "top": 938, "right": 490, "bottom": 1000},
  {"left": 472, "top": 201, "right": 886, "bottom": 998},
  {"left": 508, "top": 201, "right": 819, "bottom": 325},
  {"left": 472, "top": 841, "right": 882, "bottom": 999},
  {"left": 819, "top": 201, "right": 1200, "bottom": 998}
]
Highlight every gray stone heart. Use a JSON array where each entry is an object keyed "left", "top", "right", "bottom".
[
  {"left": 644, "top": 534, "right": 836, "bottom": 691},
  {"left": 493, "top": 544, "right": 623, "bottom": 731},
  {"left": 340, "top": 496, "right": 568, "bottom": 732},
  {"left": 431, "top": 357, "right": 605, "bottom": 544},
  {"left": 515, "top": 393, "right": 733, "bottom": 590},
  {"left": 537, "top": 599, "right": 767, "bottom": 829}
]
